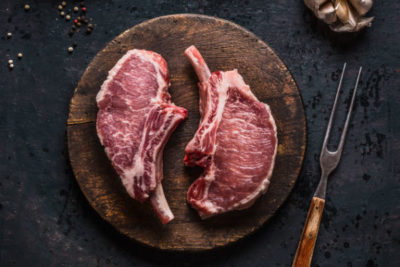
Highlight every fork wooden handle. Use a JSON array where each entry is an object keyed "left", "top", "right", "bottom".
[{"left": 292, "top": 197, "right": 325, "bottom": 267}]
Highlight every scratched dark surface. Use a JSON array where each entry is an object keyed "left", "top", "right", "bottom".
[{"left": 0, "top": 1, "right": 399, "bottom": 266}]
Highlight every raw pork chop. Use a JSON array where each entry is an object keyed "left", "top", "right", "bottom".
[
  {"left": 96, "top": 49, "right": 187, "bottom": 224},
  {"left": 184, "top": 46, "right": 278, "bottom": 218}
]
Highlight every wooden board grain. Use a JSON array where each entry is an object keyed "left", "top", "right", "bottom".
[{"left": 67, "top": 14, "right": 306, "bottom": 251}]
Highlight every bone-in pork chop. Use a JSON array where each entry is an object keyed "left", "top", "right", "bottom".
[
  {"left": 96, "top": 49, "right": 187, "bottom": 224},
  {"left": 184, "top": 45, "right": 277, "bottom": 218}
]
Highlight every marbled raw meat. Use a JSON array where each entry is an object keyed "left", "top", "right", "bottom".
[
  {"left": 184, "top": 45, "right": 277, "bottom": 218},
  {"left": 96, "top": 49, "right": 187, "bottom": 224}
]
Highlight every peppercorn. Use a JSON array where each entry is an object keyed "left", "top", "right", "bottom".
[
  {"left": 72, "top": 42, "right": 77, "bottom": 47},
  {"left": 76, "top": 22, "right": 82, "bottom": 27},
  {"left": 68, "top": 46, "right": 73, "bottom": 53},
  {"left": 61, "top": 1, "right": 66, "bottom": 7},
  {"left": 58, "top": 5, "right": 63, "bottom": 10},
  {"left": 24, "top": 4, "right": 30, "bottom": 11},
  {"left": 74, "top": 19, "right": 78, "bottom": 24},
  {"left": 80, "top": 2, "right": 85, "bottom": 7},
  {"left": 8, "top": 59, "right": 13, "bottom": 64},
  {"left": 68, "top": 30, "right": 74, "bottom": 36},
  {"left": 18, "top": 53, "right": 23, "bottom": 59},
  {"left": 71, "top": 25, "right": 76, "bottom": 30},
  {"left": 73, "top": 6, "right": 79, "bottom": 12},
  {"left": 9, "top": 64, "right": 14, "bottom": 69},
  {"left": 60, "top": 11, "right": 65, "bottom": 16},
  {"left": 7, "top": 32, "right": 12, "bottom": 38},
  {"left": 82, "top": 7, "right": 86, "bottom": 12},
  {"left": 86, "top": 28, "right": 92, "bottom": 34},
  {"left": 65, "top": 14, "right": 71, "bottom": 21},
  {"left": 88, "top": 23, "right": 93, "bottom": 29},
  {"left": 84, "top": 19, "right": 88, "bottom": 24}
]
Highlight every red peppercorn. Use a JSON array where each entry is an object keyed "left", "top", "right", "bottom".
[
  {"left": 82, "top": 7, "right": 87, "bottom": 12},
  {"left": 74, "top": 19, "right": 78, "bottom": 24}
]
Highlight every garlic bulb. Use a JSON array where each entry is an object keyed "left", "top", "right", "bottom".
[{"left": 304, "top": 0, "right": 374, "bottom": 32}]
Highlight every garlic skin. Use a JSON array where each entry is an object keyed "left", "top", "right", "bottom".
[
  {"left": 348, "top": 0, "right": 373, "bottom": 15},
  {"left": 304, "top": 0, "right": 374, "bottom": 32},
  {"left": 319, "top": 2, "right": 337, "bottom": 24}
]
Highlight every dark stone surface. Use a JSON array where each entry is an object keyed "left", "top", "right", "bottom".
[{"left": 0, "top": 0, "right": 399, "bottom": 266}]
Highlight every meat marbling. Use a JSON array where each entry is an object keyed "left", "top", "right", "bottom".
[
  {"left": 184, "top": 45, "right": 278, "bottom": 218},
  {"left": 96, "top": 49, "right": 187, "bottom": 224}
]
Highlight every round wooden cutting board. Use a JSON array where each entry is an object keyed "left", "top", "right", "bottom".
[{"left": 67, "top": 14, "right": 306, "bottom": 251}]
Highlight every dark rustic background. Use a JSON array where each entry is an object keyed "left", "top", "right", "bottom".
[{"left": 0, "top": 0, "right": 399, "bottom": 266}]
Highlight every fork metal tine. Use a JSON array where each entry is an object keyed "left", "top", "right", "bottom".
[
  {"left": 337, "top": 67, "right": 362, "bottom": 155},
  {"left": 321, "top": 63, "right": 347, "bottom": 154}
]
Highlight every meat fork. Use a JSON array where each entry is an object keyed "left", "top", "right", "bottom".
[{"left": 292, "top": 63, "right": 362, "bottom": 267}]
